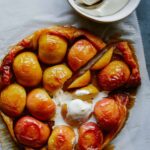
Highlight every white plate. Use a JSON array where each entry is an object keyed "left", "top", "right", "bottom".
[{"left": 68, "top": 0, "right": 141, "bottom": 22}]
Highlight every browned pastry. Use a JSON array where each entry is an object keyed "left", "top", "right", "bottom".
[
  {"left": 14, "top": 116, "right": 50, "bottom": 148},
  {"left": 116, "top": 42, "right": 141, "bottom": 88},
  {"left": 32, "top": 26, "right": 106, "bottom": 50},
  {"left": 0, "top": 36, "right": 33, "bottom": 86},
  {"left": 48, "top": 125, "right": 75, "bottom": 150},
  {"left": 0, "top": 111, "right": 17, "bottom": 142}
]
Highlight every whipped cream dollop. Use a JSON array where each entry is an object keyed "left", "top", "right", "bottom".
[{"left": 67, "top": 99, "right": 92, "bottom": 120}]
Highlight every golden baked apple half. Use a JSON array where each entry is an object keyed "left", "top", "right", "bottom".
[
  {"left": 48, "top": 125, "right": 75, "bottom": 150},
  {"left": 0, "top": 25, "right": 141, "bottom": 149}
]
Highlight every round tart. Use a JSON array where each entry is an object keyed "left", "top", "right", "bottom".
[{"left": 0, "top": 25, "right": 141, "bottom": 149}]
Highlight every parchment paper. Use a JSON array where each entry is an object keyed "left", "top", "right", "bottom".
[{"left": 0, "top": 0, "right": 150, "bottom": 150}]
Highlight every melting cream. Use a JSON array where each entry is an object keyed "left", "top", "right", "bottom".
[
  {"left": 67, "top": 99, "right": 92, "bottom": 120},
  {"left": 76, "top": 0, "right": 129, "bottom": 17}
]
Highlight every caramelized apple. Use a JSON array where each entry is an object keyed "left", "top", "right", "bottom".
[
  {"left": 72, "top": 84, "right": 99, "bottom": 102},
  {"left": 94, "top": 95, "right": 128, "bottom": 132},
  {"left": 98, "top": 60, "right": 130, "bottom": 91},
  {"left": 68, "top": 39, "right": 97, "bottom": 71},
  {"left": 68, "top": 71, "right": 91, "bottom": 89},
  {"left": 14, "top": 116, "right": 50, "bottom": 148},
  {"left": 94, "top": 94, "right": 128, "bottom": 149},
  {"left": 27, "top": 88, "right": 56, "bottom": 121},
  {"left": 39, "top": 34, "right": 67, "bottom": 64},
  {"left": 92, "top": 47, "right": 114, "bottom": 70},
  {"left": 13, "top": 52, "right": 42, "bottom": 87},
  {"left": 0, "top": 84, "right": 26, "bottom": 117},
  {"left": 78, "top": 122, "right": 103, "bottom": 150},
  {"left": 94, "top": 98, "right": 120, "bottom": 131},
  {"left": 48, "top": 125, "right": 75, "bottom": 150},
  {"left": 43, "top": 64, "right": 72, "bottom": 93}
]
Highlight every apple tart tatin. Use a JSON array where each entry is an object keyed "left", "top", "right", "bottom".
[{"left": 0, "top": 26, "right": 140, "bottom": 149}]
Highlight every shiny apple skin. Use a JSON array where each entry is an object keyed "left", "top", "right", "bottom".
[
  {"left": 48, "top": 125, "right": 75, "bottom": 150},
  {"left": 13, "top": 52, "right": 42, "bottom": 87},
  {"left": 27, "top": 88, "right": 56, "bottom": 121},
  {"left": 98, "top": 60, "right": 130, "bottom": 91},
  {"left": 43, "top": 64, "right": 72, "bottom": 93},
  {"left": 94, "top": 98, "right": 122, "bottom": 132},
  {"left": 0, "top": 83, "right": 26, "bottom": 117},
  {"left": 14, "top": 116, "right": 50, "bottom": 148},
  {"left": 78, "top": 122, "right": 103, "bottom": 150},
  {"left": 68, "top": 39, "right": 97, "bottom": 71},
  {"left": 39, "top": 34, "right": 67, "bottom": 64}
]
